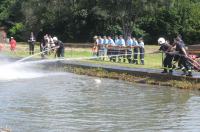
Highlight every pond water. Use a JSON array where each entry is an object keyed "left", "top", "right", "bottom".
[{"left": 0, "top": 59, "right": 200, "bottom": 132}]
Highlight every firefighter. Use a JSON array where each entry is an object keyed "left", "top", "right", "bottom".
[
  {"left": 174, "top": 37, "right": 192, "bottom": 76},
  {"left": 28, "top": 32, "right": 36, "bottom": 55},
  {"left": 40, "top": 36, "right": 48, "bottom": 59},
  {"left": 158, "top": 37, "right": 174, "bottom": 74},
  {"left": 53, "top": 37, "right": 64, "bottom": 58}
]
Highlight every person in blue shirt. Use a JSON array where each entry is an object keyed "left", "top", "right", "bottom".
[
  {"left": 138, "top": 38, "right": 145, "bottom": 65},
  {"left": 126, "top": 36, "right": 133, "bottom": 63},
  {"left": 107, "top": 36, "right": 116, "bottom": 62},
  {"left": 102, "top": 36, "right": 108, "bottom": 60},
  {"left": 132, "top": 37, "right": 139, "bottom": 64},
  {"left": 114, "top": 35, "right": 119, "bottom": 45},
  {"left": 97, "top": 36, "right": 104, "bottom": 60},
  {"left": 114, "top": 35, "right": 120, "bottom": 62},
  {"left": 118, "top": 35, "right": 126, "bottom": 63}
]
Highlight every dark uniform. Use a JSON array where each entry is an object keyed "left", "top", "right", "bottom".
[
  {"left": 28, "top": 32, "right": 36, "bottom": 55},
  {"left": 175, "top": 41, "right": 192, "bottom": 76},
  {"left": 55, "top": 40, "right": 64, "bottom": 58},
  {"left": 40, "top": 38, "right": 48, "bottom": 59},
  {"left": 159, "top": 43, "right": 174, "bottom": 73}
]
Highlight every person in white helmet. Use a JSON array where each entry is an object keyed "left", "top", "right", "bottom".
[
  {"left": 158, "top": 37, "right": 175, "bottom": 74},
  {"left": 53, "top": 36, "right": 64, "bottom": 58}
]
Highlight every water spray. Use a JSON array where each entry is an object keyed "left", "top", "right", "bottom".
[{"left": 16, "top": 46, "right": 59, "bottom": 62}]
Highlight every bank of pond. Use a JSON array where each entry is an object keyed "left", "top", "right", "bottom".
[{"left": 45, "top": 60, "right": 200, "bottom": 90}]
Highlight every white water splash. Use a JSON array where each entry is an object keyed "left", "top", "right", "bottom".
[
  {"left": 0, "top": 50, "right": 130, "bottom": 81},
  {"left": 0, "top": 63, "right": 42, "bottom": 81},
  {"left": 0, "top": 59, "right": 63, "bottom": 81},
  {"left": 94, "top": 78, "right": 102, "bottom": 84}
]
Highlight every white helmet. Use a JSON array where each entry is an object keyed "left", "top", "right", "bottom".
[
  {"left": 93, "top": 35, "right": 98, "bottom": 39},
  {"left": 158, "top": 37, "right": 166, "bottom": 45},
  {"left": 53, "top": 37, "right": 58, "bottom": 41}
]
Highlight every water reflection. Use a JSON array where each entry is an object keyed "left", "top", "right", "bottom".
[{"left": 0, "top": 73, "right": 199, "bottom": 131}]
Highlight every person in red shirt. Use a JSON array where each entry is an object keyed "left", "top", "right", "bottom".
[
  {"left": 0, "top": 43, "right": 3, "bottom": 51},
  {"left": 10, "top": 37, "right": 16, "bottom": 51}
]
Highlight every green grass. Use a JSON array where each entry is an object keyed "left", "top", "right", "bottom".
[{"left": 82, "top": 52, "right": 163, "bottom": 69}]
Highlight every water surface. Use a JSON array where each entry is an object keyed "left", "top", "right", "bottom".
[
  {"left": 0, "top": 57, "right": 200, "bottom": 131},
  {"left": 0, "top": 72, "right": 200, "bottom": 132}
]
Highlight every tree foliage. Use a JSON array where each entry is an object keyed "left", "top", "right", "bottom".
[{"left": 0, "top": 0, "right": 199, "bottom": 44}]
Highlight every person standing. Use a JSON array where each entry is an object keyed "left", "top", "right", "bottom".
[
  {"left": 49, "top": 35, "right": 55, "bottom": 54},
  {"left": 114, "top": 35, "right": 120, "bottom": 62},
  {"left": 9, "top": 37, "right": 16, "bottom": 51},
  {"left": 126, "top": 36, "right": 133, "bottom": 63},
  {"left": 40, "top": 36, "right": 48, "bottom": 59},
  {"left": 107, "top": 36, "right": 116, "bottom": 61},
  {"left": 132, "top": 37, "right": 139, "bottom": 64},
  {"left": 28, "top": 32, "right": 36, "bottom": 55},
  {"left": 102, "top": 36, "right": 108, "bottom": 60},
  {"left": 118, "top": 35, "right": 126, "bottom": 63},
  {"left": 97, "top": 36, "right": 104, "bottom": 59},
  {"left": 138, "top": 38, "right": 145, "bottom": 65},
  {"left": 92, "top": 36, "right": 98, "bottom": 57},
  {"left": 53, "top": 37, "right": 65, "bottom": 58}
]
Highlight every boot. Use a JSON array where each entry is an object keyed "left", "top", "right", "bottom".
[
  {"left": 181, "top": 69, "right": 187, "bottom": 75},
  {"left": 141, "top": 60, "right": 144, "bottom": 65},
  {"left": 161, "top": 69, "right": 168, "bottom": 73},
  {"left": 186, "top": 71, "right": 192, "bottom": 77},
  {"left": 169, "top": 70, "right": 173, "bottom": 75},
  {"left": 128, "top": 59, "right": 131, "bottom": 63}
]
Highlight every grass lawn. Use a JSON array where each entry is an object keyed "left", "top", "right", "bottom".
[{"left": 0, "top": 42, "right": 163, "bottom": 69}]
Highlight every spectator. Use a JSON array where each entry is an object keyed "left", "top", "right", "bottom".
[
  {"left": 9, "top": 37, "right": 16, "bottom": 51},
  {"left": 118, "top": 35, "right": 126, "bottom": 62},
  {"left": 92, "top": 36, "right": 98, "bottom": 56},
  {"left": 126, "top": 36, "right": 133, "bottom": 63},
  {"left": 138, "top": 38, "right": 145, "bottom": 65},
  {"left": 132, "top": 37, "right": 139, "bottom": 64}
]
